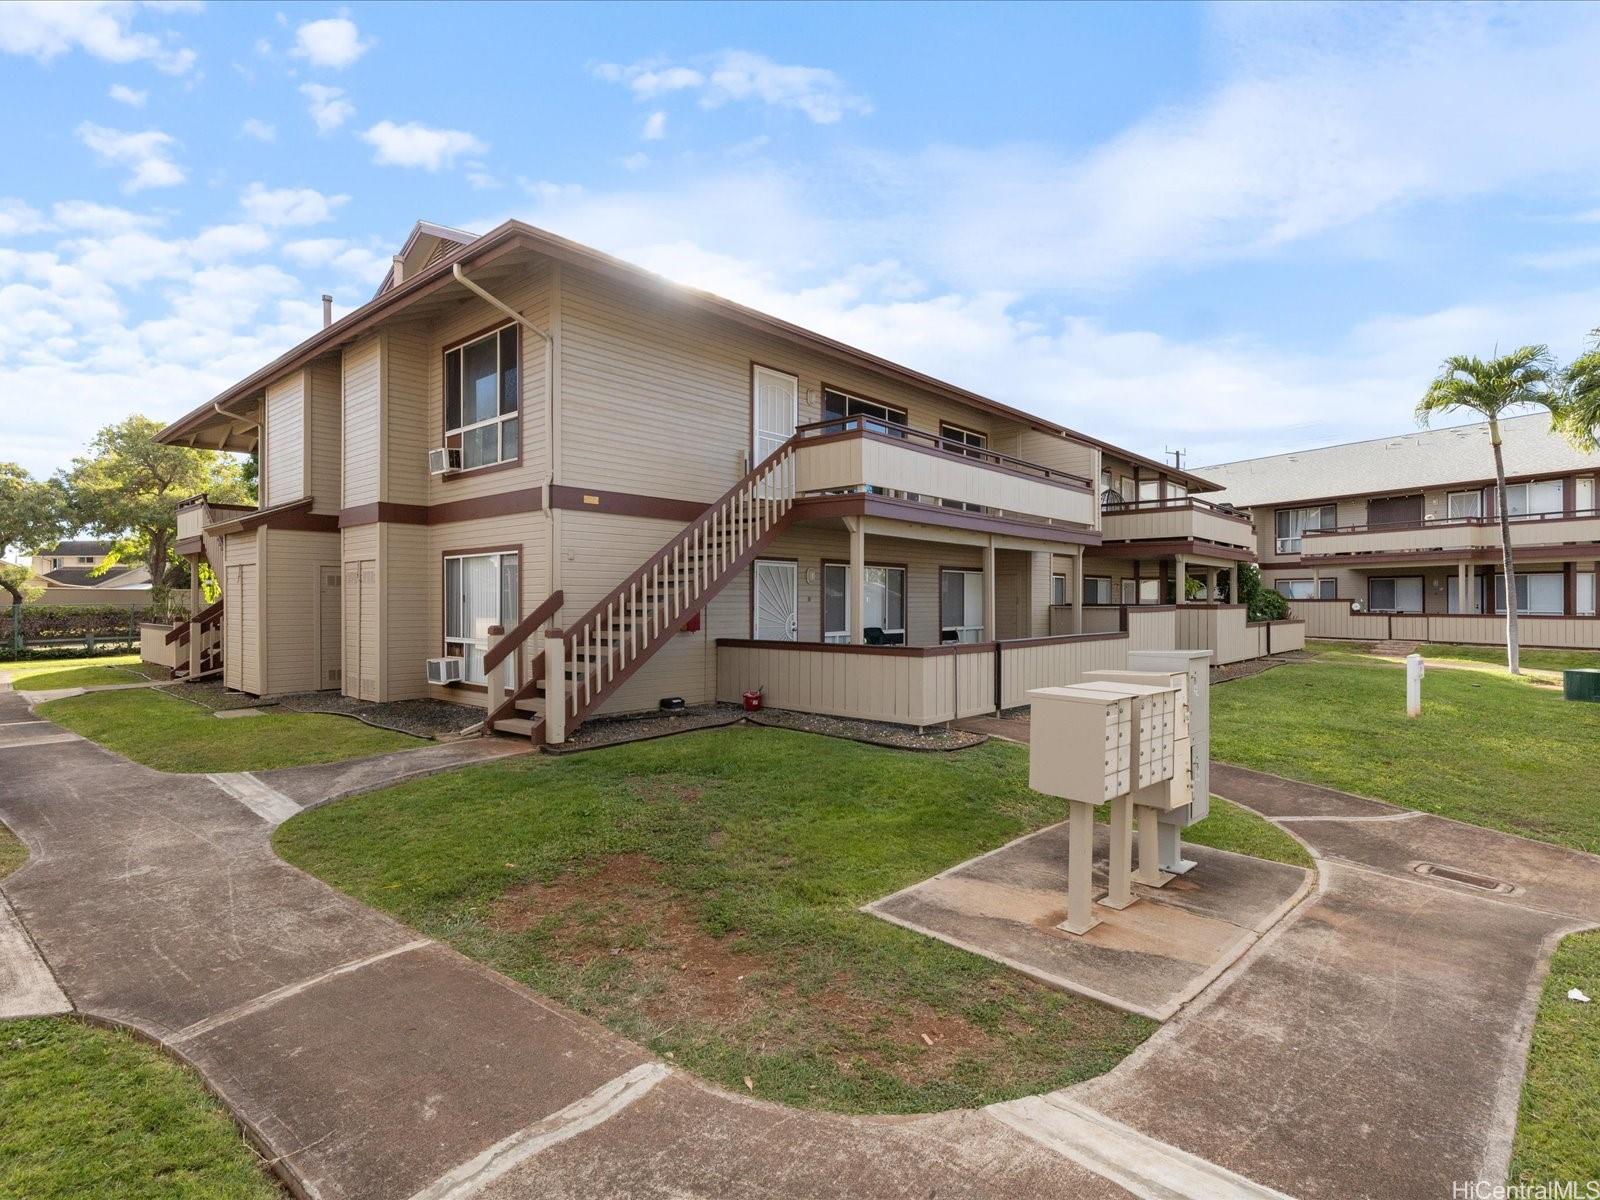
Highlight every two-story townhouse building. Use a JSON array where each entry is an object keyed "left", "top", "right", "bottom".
[
  {"left": 153, "top": 219, "right": 1282, "bottom": 741},
  {"left": 1198, "top": 416, "right": 1600, "bottom": 646},
  {"left": 26, "top": 539, "right": 151, "bottom": 607}
]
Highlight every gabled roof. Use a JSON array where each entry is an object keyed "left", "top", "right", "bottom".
[
  {"left": 38, "top": 564, "right": 149, "bottom": 589},
  {"left": 372, "top": 220, "right": 479, "bottom": 298},
  {"left": 158, "top": 219, "right": 1218, "bottom": 491},
  {"left": 1197, "top": 414, "right": 1600, "bottom": 509},
  {"left": 41, "top": 539, "right": 114, "bottom": 557}
]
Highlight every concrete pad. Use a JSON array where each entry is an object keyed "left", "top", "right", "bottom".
[
  {"left": 16, "top": 687, "right": 86, "bottom": 703},
  {"left": 208, "top": 772, "right": 301, "bottom": 825},
  {"left": 1070, "top": 863, "right": 1579, "bottom": 1199},
  {"left": 0, "top": 731, "right": 81, "bottom": 751},
  {"left": 1211, "top": 763, "right": 1404, "bottom": 820},
  {"left": 866, "top": 823, "right": 1311, "bottom": 1020},
  {"left": 477, "top": 1071, "right": 1135, "bottom": 1200},
  {"left": 178, "top": 942, "right": 649, "bottom": 1200},
  {"left": 214, "top": 705, "right": 267, "bottom": 719},
  {"left": 0, "top": 892, "right": 69, "bottom": 1018}
]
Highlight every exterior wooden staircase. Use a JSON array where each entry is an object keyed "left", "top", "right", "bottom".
[
  {"left": 485, "top": 441, "right": 799, "bottom": 743},
  {"left": 166, "top": 597, "right": 224, "bottom": 681}
]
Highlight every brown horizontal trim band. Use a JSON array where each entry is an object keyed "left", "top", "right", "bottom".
[
  {"left": 208, "top": 496, "right": 338, "bottom": 535},
  {"left": 339, "top": 488, "right": 546, "bottom": 528},
  {"left": 998, "top": 631, "right": 1131, "bottom": 648},
  {"left": 1247, "top": 618, "right": 1306, "bottom": 627},
  {"left": 1087, "top": 539, "right": 1254, "bottom": 562},
  {"left": 549, "top": 486, "right": 708, "bottom": 522},
  {"left": 793, "top": 493, "right": 1101, "bottom": 546}
]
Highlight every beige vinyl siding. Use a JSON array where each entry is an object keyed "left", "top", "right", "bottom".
[
  {"left": 423, "top": 263, "right": 551, "bottom": 505},
  {"left": 262, "top": 372, "right": 306, "bottom": 508},
  {"left": 307, "top": 359, "right": 342, "bottom": 514},
  {"left": 385, "top": 322, "right": 432, "bottom": 507},
  {"left": 556, "top": 262, "right": 1062, "bottom": 506},
  {"left": 342, "top": 336, "right": 382, "bottom": 508},
  {"left": 261, "top": 528, "right": 339, "bottom": 695},
  {"left": 992, "top": 429, "right": 1099, "bottom": 488},
  {"left": 383, "top": 522, "right": 431, "bottom": 702},
  {"left": 341, "top": 525, "right": 378, "bottom": 702},
  {"left": 223, "top": 530, "right": 261, "bottom": 695}
]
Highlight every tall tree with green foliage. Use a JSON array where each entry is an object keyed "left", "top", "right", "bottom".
[
  {"left": 1561, "top": 327, "right": 1600, "bottom": 453},
  {"left": 62, "top": 416, "right": 248, "bottom": 612},
  {"left": 1416, "top": 347, "right": 1563, "bottom": 674},
  {"left": 0, "top": 464, "right": 68, "bottom": 605}
]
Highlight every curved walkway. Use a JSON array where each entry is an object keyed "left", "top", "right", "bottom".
[{"left": 2, "top": 678, "right": 1596, "bottom": 1199}]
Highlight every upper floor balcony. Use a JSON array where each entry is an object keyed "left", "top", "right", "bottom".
[
  {"left": 1302, "top": 508, "right": 1600, "bottom": 560},
  {"left": 793, "top": 418, "right": 1097, "bottom": 534},
  {"left": 1100, "top": 496, "right": 1255, "bottom": 552},
  {"left": 176, "top": 494, "right": 257, "bottom": 547}
]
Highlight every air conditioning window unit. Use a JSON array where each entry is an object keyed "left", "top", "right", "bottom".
[
  {"left": 426, "top": 656, "right": 463, "bottom": 685},
  {"left": 428, "top": 447, "right": 462, "bottom": 475}
]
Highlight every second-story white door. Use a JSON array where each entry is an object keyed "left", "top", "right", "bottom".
[{"left": 752, "top": 366, "right": 798, "bottom": 467}]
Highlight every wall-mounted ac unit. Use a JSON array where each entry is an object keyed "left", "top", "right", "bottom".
[
  {"left": 426, "top": 656, "right": 463, "bottom": 685},
  {"left": 428, "top": 447, "right": 461, "bottom": 475}
]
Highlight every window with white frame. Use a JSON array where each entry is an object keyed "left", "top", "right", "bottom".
[
  {"left": 1277, "top": 578, "right": 1336, "bottom": 601},
  {"left": 444, "top": 325, "right": 519, "bottom": 470},
  {"left": 1494, "top": 479, "right": 1564, "bottom": 518},
  {"left": 1446, "top": 490, "right": 1483, "bottom": 519},
  {"left": 1580, "top": 571, "right": 1596, "bottom": 617},
  {"left": 1051, "top": 573, "right": 1068, "bottom": 606},
  {"left": 822, "top": 387, "right": 907, "bottom": 434},
  {"left": 1578, "top": 477, "right": 1596, "bottom": 514},
  {"left": 443, "top": 551, "right": 519, "bottom": 684},
  {"left": 1121, "top": 578, "right": 1160, "bottom": 605},
  {"left": 1493, "top": 572, "right": 1564, "bottom": 615},
  {"left": 1136, "top": 478, "right": 1161, "bottom": 503},
  {"left": 938, "top": 421, "right": 987, "bottom": 456},
  {"left": 1083, "top": 576, "right": 1113, "bottom": 605},
  {"left": 1447, "top": 575, "right": 1485, "bottom": 614},
  {"left": 940, "top": 568, "right": 985, "bottom": 642},
  {"left": 1168, "top": 481, "right": 1188, "bottom": 500},
  {"left": 1369, "top": 575, "right": 1423, "bottom": 613},
  {"left": 1275, "top": 505, "right": 1337, "bottom": 554},
  {"left": 823, "top": 564, "right": 906, "bottom": 644}
]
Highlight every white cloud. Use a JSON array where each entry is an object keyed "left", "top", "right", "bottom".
[
  {"left": 52, "top": 200, "right": 159, "bottom": 235},
  {"left": 0, "top": 200, "right": 48, "bottom": 238},
  {"left": 642, "top": 110, "right": 666, "bottom": 141},
  {"left": 1517, "top": 246, "right": 1600, "bottom": 272},
  {"left": 108, "top": 83, "right": 147, "bottom": 108},
  {"left": 282, "top": 237, "right": 390, "bottom": 284},
  {"left": 240, "top": 118, "right": 277, "bottom": 143},
  {"left": 0, "top": 1, "right": 196, "bottom": 73},
  {"left": 620, "top": 152, "right": 649, "bottom": 172},
  {"left": 75, "top": 123, "right": 185, "bottom": 192},
  {"left": 360, "top": 120, "right": 485, "bottom": 170},
  {"left": 300, "top": 83, "right": 355, "bottom": 134},
  {"left": 467, "top": 171, "right": 500, "bottom": 191},
  {"left": 291, "top": 15, "right": 371, "bottom": 69},
  {"left": 594, "top": 51, "right": 870, "bottom": 124},
  {"left": 239, "top": 183, "right": 349, "bottom": 228}
]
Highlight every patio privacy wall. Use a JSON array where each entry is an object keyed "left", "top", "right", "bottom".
[{"left": 1286, "top": 598, "right": 1598, "bottom": 648}]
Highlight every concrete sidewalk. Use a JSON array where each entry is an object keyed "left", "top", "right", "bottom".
[{"left": 2, "top": 682, "right": 1595, "bottom": 1199}]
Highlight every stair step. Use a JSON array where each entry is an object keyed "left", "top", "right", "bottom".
[
  {"left": 514, "top": 698, "right": 544, "bottom": 714},
  {"left": 492, "top": 717, "right": 541, "bottom": 738}
]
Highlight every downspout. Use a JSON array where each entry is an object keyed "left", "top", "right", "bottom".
[{"left": 453, "top": 261, "right": 560, "bottom": 598}]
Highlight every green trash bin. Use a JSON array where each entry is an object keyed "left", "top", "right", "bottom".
[{"left": 1563, "top": 669, "right": 1600, "bottom": 702}]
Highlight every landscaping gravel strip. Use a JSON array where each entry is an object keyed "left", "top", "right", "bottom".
[
  {"left": 544, "top": 703, "right": 746, "bottom": 753},
  {"left": 748, "top": 707, "right": 987, "bottom": 751},
  {"left": 275, "top": 693, "right": 482, "bottom": 740},
  {"left": 164, "top": 680, "right": 277, "bottom": 711},
  {"left": 1211, "top": 651, "right": 1311, "bottom": 686}
]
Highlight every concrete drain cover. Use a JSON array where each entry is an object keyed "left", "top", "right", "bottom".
[{"left": 1412, "top": 862, "right": 1520, "bottom": 895}]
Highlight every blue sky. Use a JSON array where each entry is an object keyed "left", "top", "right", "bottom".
[{"left": 5, "top": 0, "right": 1600, "bottom": 485}]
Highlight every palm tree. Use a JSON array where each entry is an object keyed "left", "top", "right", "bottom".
[
  {"left": 1416, "top": 346, "right": 1562, "bottom": 675},
  {"left": 1561, "top": 328, "right": 1600, "bottom": 452}
]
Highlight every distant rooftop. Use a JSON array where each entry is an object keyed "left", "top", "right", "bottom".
[
  {"left": 1197, "top": 414, "right": 1600, "bottom": 508},
  {"left": 39, "top": 539, "right": 115, "bottom": 558}
]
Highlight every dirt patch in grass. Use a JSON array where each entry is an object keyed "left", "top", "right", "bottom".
[{"left": 489, "top": 851, "right": 1003, "bottom": 1085}]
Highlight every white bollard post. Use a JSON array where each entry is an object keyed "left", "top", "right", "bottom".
[
  {"left": 486, "top": 626, "right": 507, "bottom": 720},
  {"left": 544, "top": 629, "right": 566, "bottom": 745},
  {"left": 1406, "top": 652, "right": 1424, "bottom": 718}
]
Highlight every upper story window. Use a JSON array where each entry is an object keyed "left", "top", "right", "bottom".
[
  {"left": 1446, "top": 489, "right": 1483, "bottom": 519},
  {"left": 1168, "top": 481, "right": 1188, "bottom": 501},
  {"left": 1274, "top": 504, "right": 1336, "bottom": 554},
  {"left": 1136, "top": 478, "right": 1160, "bottom": 503},
  {"left": 938, "top": 421, "right": 987, "bottom": 457},
  {"left": 822, "top": 387, "right": 906, "bottom": 435},
  {"left": 444, "top": 324, "right": 519, "bottom": 471},
  {"left": 1493, "top": 479, "right": 1563, "bottom": 518}
]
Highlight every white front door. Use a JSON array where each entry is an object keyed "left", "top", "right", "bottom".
[
  {"left": 752, "top": 366, "right": 798, "bottom": 466},
  {"left": 753, "top": 559, "right": 798, "bottom": 641}
]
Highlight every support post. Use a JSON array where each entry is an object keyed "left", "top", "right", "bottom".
[
  {"left": 848, "top": 517, "right": 865, "bottom": 645},
  {"left": 189, "top": 554, "right": 200, "bottom": 618},
  {"left": 1073, "top": 549, "right": 1085, "bottom": 634},
  {"left": 982, "top": 536, "right": 996, "bottom": 641},
  {"left": 1206, "top": 567, "right": 1218, "bottom": 603},
  {"left": 545, "top": 630, "right": 566, "bottom": 744},
  {"left": 1457, "top": 560, "right": 1469, "bottom": 614},
  {"left": 1059, "top": 799, "right": 1101, "bottom": 935},
  {"left": 1174, "top": 554, "right": 1188, "bottom": 603},
  {"left": 486, "top": 625, "right": 507, "bottom": 720},
  {"left": 1101, "top": 794, "right": 1136, "bottom": 910},
  {"left": 1134, "top": 806, "right": 1170, "bottom": 886}
]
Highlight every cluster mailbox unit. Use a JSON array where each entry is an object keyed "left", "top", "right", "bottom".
[{"left": 1026, "top": 648, "right": 1211, "bottom": 935}]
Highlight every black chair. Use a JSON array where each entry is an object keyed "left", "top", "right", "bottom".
[{"left": 864, "top": 627, "right": 885, "bottom": 645}]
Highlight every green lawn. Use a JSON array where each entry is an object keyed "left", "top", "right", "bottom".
[
  {"left": 1510, "top": 930, "right": 1600, "bottom": 1186},
  {"left": 41, "top": 688, "right": 422, "bottom": 773},
  {"left": 277, "top": 726, "right": 1304, "bottom": 1115},
  {"left": 0, "top": 1017, "right": 281, "bottom": 1199},
  {"left": 2, "top": 653, "right": 152, "bottom": 691},
  {"left": 1416, "top": 642, "right": 1600, "bottom": 674},
  {"left": 1183, "top": 797, "right": 1312, "bottom": 869},
  {"left": 0, "top": 822, "right": 25, "bottom": 879},
  {"left": 1213, "top": 642, "right": 1600, "bottom": 854}
]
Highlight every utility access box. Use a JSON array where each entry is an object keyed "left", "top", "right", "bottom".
[
  {"left": 1026, "top": 686, "right": 1133, "bottom": 804},
  {"left": 1072, "top": 681, "right": 1179, "bottom": 793}
]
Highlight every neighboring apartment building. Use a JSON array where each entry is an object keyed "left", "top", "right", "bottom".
[
  {"left": 1199, "top": 416, "right": 1600, "bottom": 643},
  {"left": 154, "top": 219, "right": 1272, "bottom": 740},
  {"left": 27, "top": 539, "right": 151, "bottom": 607}
]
